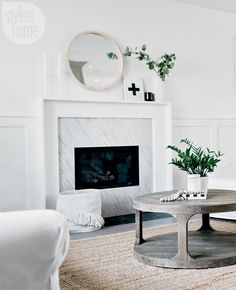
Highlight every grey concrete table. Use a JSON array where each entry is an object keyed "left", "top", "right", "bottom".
[{"left": 133, "top": 189, "right": 236, "bottom": 269}]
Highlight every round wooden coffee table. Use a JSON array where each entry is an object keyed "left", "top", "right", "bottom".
[{"left": 133, "top": 189, "right": 236, "bottom": 269}]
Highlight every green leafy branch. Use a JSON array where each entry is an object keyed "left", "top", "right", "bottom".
[
  {"left": 107, "top": 52, "right": 118, "bottom": 60},
  {"left": 107, "top": 44, "right": 176, "bottom": 81}
]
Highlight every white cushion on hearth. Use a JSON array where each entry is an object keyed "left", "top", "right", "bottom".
[{"left": 57, "top": 189, "right": 104, "bottom": 233}]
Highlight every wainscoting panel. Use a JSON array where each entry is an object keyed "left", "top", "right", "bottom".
[
  {"left": 173, "top": 118, "right": 236, "bottom": 189},
  {"left": 218, "top": 125, "right": 236, "bottom": 179},
  {"left": 0, "top": 117, "right": 45, "bottom": 211},
  {"left": 0, "top": 125, "right": 28, "bottom": 210}
]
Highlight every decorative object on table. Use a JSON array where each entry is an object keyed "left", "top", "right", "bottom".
[
  {"left": 160, "top": 189, "right": 206, "bottom": 202},
  {"left": 160, "top": 190, "right": 183, "bottom": 202},
  {"left": 108, "top": 44, "right": 176, "bottom": 81},
  {"left": 167, "top": 138, "right": 223, "bottom": 199},
  {"left": 181, "top": 190, "right": 206, "bottom": 199},
  {"left": 144, "top": 92, "right": 155, "bottom": 101},
  {"left": 123, "top": 78, "right": 144, "bottom": 101},
  {"left": 56, "top": 189, "right": 104, "bottom": 233}
]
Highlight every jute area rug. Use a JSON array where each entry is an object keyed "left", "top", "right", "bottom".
[{"left": 60, "top": 219, "right": 236, "bottom": 290}]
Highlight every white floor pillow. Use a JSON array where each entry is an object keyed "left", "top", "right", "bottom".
[{"left": 57, "top": 189, "right": 104, "bottom": 233}]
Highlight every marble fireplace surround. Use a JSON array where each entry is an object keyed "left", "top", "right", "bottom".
[{"left": 43, "top": 99, "right": 173, "bottom": 217}]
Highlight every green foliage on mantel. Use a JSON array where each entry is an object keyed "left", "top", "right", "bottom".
[{"left": 107, "top": 44, "right": 176, "bottom": 81}]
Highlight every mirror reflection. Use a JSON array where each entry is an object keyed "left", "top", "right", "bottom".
[{"left": 67, "top": 32, "right": 123, "bottom": 90}]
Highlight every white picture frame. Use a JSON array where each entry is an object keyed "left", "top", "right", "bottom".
[{"left": 123, "top": 78, "right": 144, "bottom": 102}]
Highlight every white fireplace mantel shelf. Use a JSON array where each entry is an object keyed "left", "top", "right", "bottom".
[
  {"left": 40, "top": 98, "right": 173, "bottom": 213},
  {"left": 42, "top": 97, "right": 170, "bottom": 106}
]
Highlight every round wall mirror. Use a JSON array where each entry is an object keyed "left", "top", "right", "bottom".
[{"left": 66, "top": 31, "right": 123, "bottom": 91}]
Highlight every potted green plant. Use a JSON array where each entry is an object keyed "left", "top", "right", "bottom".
[{"left": 167, "top": 139, "right": 223, "bottom": 198}]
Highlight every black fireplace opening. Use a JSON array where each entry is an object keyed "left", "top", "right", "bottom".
[{"left": 74, "top": 146, "right": 139, "bottom": 190}]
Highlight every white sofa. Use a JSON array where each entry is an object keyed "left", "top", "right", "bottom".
[{"left": 0, "top": 210, "right": 69, "bottom": 290}]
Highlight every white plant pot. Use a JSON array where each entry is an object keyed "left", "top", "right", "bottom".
[
  {"left": 187, "top": 174, "right": 209, "bottom": 199},
  {"left": 201, "top": 176, "right": 209, "bottom": 198},
  {"left": 187, "top": 174, "right": 201, "bottom": 192}
]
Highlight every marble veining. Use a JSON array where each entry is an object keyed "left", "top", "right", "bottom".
[{"left": 58, "top": 118, "right": 153, "bottom": 217}]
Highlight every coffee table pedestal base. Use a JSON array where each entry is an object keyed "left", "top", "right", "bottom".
[{"left": 134, "top": 231, "right": 236, "bottom": 269}]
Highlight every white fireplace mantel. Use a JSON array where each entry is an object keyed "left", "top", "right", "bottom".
[{"left": 40, "top": 98, "right": 173, "bottom": 213}]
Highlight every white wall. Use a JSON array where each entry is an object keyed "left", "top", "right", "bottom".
[
  {"left": 1, "top": 0, "right": 236, "bottom": 210},
  {"left": 1, "top": 0, "right": 236, "bottom": 114}
]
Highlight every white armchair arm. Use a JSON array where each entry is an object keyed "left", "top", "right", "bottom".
[{"left": 0, "top": 210, "right": 69, "bottom": 290}]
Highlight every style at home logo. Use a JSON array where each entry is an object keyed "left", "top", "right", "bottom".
[{"left": 2, "top": 1, "right": 45, "bottom": 45}]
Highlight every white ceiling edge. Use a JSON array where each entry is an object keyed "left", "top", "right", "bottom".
[{"left": 170, "top": 0, "right": 236, "bottom": 14}]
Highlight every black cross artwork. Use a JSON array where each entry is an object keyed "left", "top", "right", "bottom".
[{"left": 128, "top": 83, "right": 140, "bottom": 96}]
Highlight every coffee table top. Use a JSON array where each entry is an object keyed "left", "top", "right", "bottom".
[{"left": 133, "top": 189, "right": 236, "bottom": 215}]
